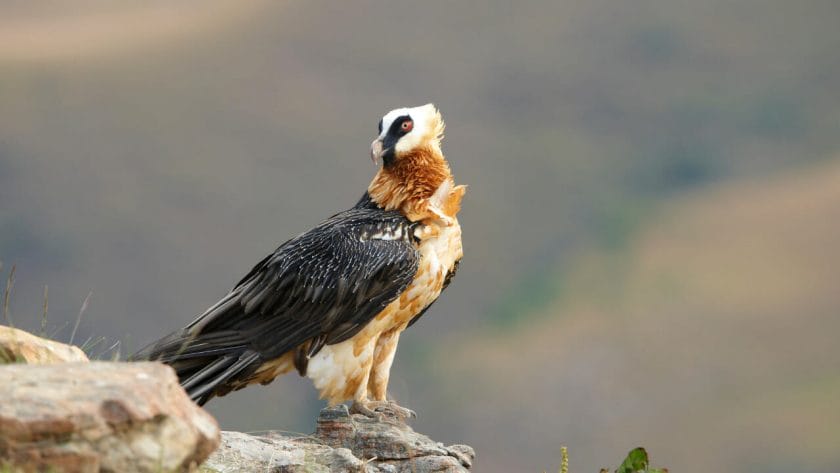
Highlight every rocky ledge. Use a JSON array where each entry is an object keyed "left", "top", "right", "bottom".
[
  {"left": 0, "top": 326, "right": 474, "bottom": 472},
  {"left": 0, "top": 361, "right": 220, "bottom": 472},
  {"left": 203, "top": 405, "right": 474, "bottom": 473}
]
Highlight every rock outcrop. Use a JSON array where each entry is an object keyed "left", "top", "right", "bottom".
[
  {"left": 0, "top": 325, "right": 89, "bottom": 364},
  {"left": 0, "top": 362, "right": 220, "bottom": 472},
  {"left": 202, "top": 405, "right": 474, "bottom": 473},
  {"left": 0, "top": 328, "right": 474, "bottom": 472}
]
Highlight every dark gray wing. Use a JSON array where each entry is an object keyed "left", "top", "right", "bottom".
[{"left": 133, "top": 200, "right": 419, "bottom": 404}]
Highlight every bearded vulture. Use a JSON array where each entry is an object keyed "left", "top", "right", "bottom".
[{"left": 134, "top": 104, "right": 465, "bottom": 418}]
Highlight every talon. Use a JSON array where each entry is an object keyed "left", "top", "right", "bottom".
[
  {"left": 353, "top": 400, "right": 416, "bottom": 422},
  {"left": 382, "top": 400, "right": 417, "bottom": 421},
  {"left": 387, "top": 401, "right": 417, "bottom": 419},
  {"left": 349, "top": 400, "right": 379, "bottom": 419}
]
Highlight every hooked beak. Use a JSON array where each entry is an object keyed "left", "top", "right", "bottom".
[{"left": 370, "top": 138, "right": 384, "bottom": 165}]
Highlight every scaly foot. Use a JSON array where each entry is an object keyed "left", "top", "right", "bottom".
[
  {"left": 349, "top": 399, "right": 417, "bottom": 422},
  {"left": 375, "top": 400, "right": 417, "bottom": 420},
  {"left": 349, "top": 399, "right": 378, "bottom": 418}
]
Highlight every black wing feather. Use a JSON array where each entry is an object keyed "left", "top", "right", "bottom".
[{"left": 133, "top": 196, "right": 420, "bottom": 404}]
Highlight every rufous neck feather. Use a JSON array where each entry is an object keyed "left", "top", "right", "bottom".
[{"left": 368, "top": 145, "right": 453, "bottom": 222}]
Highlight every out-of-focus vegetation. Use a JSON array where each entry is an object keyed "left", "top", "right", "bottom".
[
  {"left": 544, "top": 446, "right": 666, "bottom": 473},
  {"left": 1, "top": 1, "right": 839, "bottom": 472},
  {"left": 609, "top": 448, "right": 667, "bottom": 473}
]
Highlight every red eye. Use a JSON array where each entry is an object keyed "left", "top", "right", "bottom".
[{"left": 401, "top": 120, "right": 413, "bottom": 132}]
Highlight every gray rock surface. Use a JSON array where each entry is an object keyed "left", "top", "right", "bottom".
[
  {"left": 202, "top": 405, "right": 474, "bottom": 473},
  {"left": 0, "top": 361, "right": 220, "bottom": 472},
  {"left": 0, "top": 328, "right": 472, "bottom": 472}
]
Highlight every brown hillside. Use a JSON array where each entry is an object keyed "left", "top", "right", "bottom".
[{"left": 445, "top": 160, "right": 840, "bottom": 473}]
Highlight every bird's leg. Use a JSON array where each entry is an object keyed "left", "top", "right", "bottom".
[
  {"left": 368, "top": 329, "right": 400, "bottom": 401},
  {"left": 351, "top": 331, "right": 415, "bottom": 421}
]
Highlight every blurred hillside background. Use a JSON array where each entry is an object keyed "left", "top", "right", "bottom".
[{"left": 1, "top": 1, "right": 839, "bottom": 471}]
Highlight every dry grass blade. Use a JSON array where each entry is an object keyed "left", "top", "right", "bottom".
[
  {"left": 49, "top": 320, "right": 71, "bottom": 340},
  {"left": 104, "top": 339, "right": 122, "bottom": 361},
  {"left": 41, "top": 285, "right": 49, "bottom": 336},
  {"left": 69, "top": 290, "right": 93, "bottom": 345},
  {"left": 92, "top": 339, "right": 122, "bottom": 361},
  {"left": 80, "top": 334, "right": 106, "bottom": 354},
  {"left": 3, "top": 264, "right": 15, "bottom": 327}
]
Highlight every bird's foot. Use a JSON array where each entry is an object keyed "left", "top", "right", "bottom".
[
  {"left": 375, "top": 400, "right": 417, "bottom": 420},
  {"left": 349, "top": 399, "right": 379, "bottom": 418},
  {"left": 349, "top": 399, "right": 416, "bottom": 422}
]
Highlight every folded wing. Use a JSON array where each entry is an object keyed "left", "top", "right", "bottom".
[{"left": 134, "top": 200, "right": 420, "bottom": 405}]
